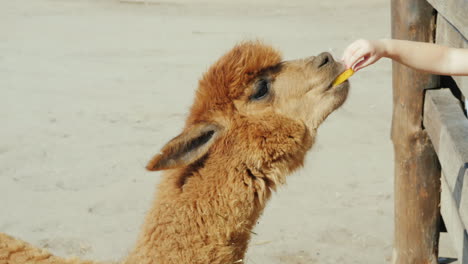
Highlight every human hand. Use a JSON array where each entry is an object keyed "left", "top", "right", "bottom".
[{"left": 341, "top": 39, "right": 387, "bottom": 71}]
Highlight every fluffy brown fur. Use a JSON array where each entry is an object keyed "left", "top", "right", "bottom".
[
  {"left": 0, "top": 41, "right": 349, "bottom": 264},
  {"left": 187, "top": 41, "right": 282, "bottom": 125},
  {"left": 0, "top": 233, "right": 95, "bottom": 264}
]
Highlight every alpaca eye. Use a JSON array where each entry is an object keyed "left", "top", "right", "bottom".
[{"left": 251, "top": 79, "right": 270, "bottom": 100}]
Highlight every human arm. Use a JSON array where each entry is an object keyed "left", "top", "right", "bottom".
[{"left": 342, "top": 39, "right": 468, "bottom": 76}]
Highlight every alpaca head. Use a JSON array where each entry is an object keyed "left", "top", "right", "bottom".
[{"left": 146, "top": 41, "right": 348, "bottom": 190}]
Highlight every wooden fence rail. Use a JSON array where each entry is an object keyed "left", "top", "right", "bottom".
[
  {"left": 424, "top": 89, "right": 468, "bottom": 263},
  {"left": 391, "top": 0, "right": 467, "bottom": 263}
]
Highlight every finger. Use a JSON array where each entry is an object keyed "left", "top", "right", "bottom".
[
  {"left": 354, "top": 55, "right": 378, "bottom": 71},
  {"left": 341, "top": 40, "right": 362, "bottom": 61},
  {"left": 343, "top": 48, "right": 362, "bottom": 68},
  {"left": 343, "top": 43, "right": 361, "bottom": 62},
  {"left": 353, "top": 56, "right": 369, "bottom": 71},
  {"left": 346, "top": 48, "right": 368, "bottom": 69}
]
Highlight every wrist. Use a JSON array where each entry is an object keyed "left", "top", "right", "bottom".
[{"left": 378, "top": 39, "right": 392, "bottom": 58}]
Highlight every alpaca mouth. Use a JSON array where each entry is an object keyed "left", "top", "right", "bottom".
[
  {"left": 323, "top": 80, "right": 343, "bottom": 91},
  {"left": 325, "top": 68, "right": 351, "bottom": 91},
  {"left": 305, "top": 77, "right": 348, "bottom": 94},
  {"left": 327, "top": 79, "right": 349, "bottom": 90}
]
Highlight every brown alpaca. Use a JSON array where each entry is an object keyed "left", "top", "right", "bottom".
[{"left": 0, "top": 41, "right": 349, "bottom": 264}]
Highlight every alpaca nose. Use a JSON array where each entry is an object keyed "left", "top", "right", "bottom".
[{"left": 313, "top": 52, "right": 334, "bottom": 69}]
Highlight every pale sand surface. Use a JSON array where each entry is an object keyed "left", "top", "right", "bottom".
[{"left": 0, "top": 0, "right": 457, "bottom": 263}]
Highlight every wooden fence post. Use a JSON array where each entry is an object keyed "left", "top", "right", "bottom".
[{"left": 391, "top": 0, "right": 441, "bottom": 263}]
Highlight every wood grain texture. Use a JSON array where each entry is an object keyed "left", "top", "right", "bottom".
[
  {"left": 427, "top": 0, "right": 468, "bottom": 39},
  {"left": 424, "top": 89, "right": 468, "bottom": 262},
  {"left": 391, "top": 0, "right": 441, "bottom": 263}
]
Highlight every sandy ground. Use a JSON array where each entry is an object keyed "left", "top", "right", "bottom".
[{"left": 0, "top": 0, "right": 458, "bottom": 263}]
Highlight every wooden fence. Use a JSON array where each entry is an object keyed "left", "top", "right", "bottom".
[{"left": 391, "top": 0, "right": 467, "bottom": 263}]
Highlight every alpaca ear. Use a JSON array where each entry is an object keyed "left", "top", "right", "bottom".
[{"left": 146, "top": 123, "right": 222, "bottom": 171}]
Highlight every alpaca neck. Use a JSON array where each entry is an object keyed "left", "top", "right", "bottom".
[{"left": 126, "top": 160, "right": 269, "bottom": 264}]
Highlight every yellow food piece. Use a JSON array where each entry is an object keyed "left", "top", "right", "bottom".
[{"left": 332, "top": 68, "right": 354, "bottom": 86}]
